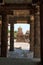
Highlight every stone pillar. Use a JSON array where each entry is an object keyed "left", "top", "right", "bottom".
[
  {"left": 1, "top": 13, "right": 8, "bottom": 57},
  {"left": 30, "top": 15, "right": 34, "bottom": 52},
  {"left": 10, "top": 23, "right": 14, "bottom": 51},
  {"left": 0, "top": 24, "right": 1, "bottom": 43},
  {"left": 40, "top": 3, "right": 43, "bottom": 64},
  {"left": 0, "top": 17, "right": 2, "bottom": 44},
  {"left": 34, "top": 5, "right": 40, "bottom": 58}
]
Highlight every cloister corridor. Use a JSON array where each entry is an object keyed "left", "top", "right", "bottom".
[
  {"left": 0, "top": 0, "right": 42, "bottom": 65},
  {"left": 0, "top": 9, "right": 40, "bottom": 58}
]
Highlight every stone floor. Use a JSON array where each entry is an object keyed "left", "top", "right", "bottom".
[
  {"left": 7, "top": 39, "right": 33, "bottom": 58},
  {"left": 7, "top": 49, "right": 34, "bottom": 58},
  {"left": 0, "top": 40, "right": 41, "bottom": 65},
  {"left": 0, "top": 58, "right": 41, "bottom": 65}
]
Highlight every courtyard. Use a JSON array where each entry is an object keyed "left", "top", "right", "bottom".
[{"left": 7, "top": 39, "right": 33, "bottom": 58}]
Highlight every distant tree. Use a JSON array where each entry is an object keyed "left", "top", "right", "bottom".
[
  {"left": 8, "top": 30, "right": 10, "bottom": 33},
  {"left": 14, "top": 31, "right": 17, "bottom": 39},
  {"left": 14, "top": 31, "right": 17, "bottom": 33}
]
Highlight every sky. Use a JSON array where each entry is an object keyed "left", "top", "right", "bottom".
[{"left": 8, "top": 24, "right": 30, "bottom": 34}]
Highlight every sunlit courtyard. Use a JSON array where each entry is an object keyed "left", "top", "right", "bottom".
[
  {"left": 7, "top": 24, "right": 33, "bottom": 58},
  {"left": 7, "top": 38, "right": 34, "bottom": 58}
]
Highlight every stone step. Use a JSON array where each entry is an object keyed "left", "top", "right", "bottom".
[{"left": 0, "top": 58, "right": 40, "bottom": 65}]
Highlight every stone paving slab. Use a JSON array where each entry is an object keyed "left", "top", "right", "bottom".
[
  {"left": 7, "top": 50, "right": 34, "bottom": 59},
  {"left": 0, "top": 58, "right": 40, "bottom": 65}
]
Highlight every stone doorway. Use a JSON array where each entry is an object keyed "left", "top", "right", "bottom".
[
  {"left": 6, "top": 8, "right": 40, "bottom": 59},
  {"left": 7, "top": 23, "right": 31, "bottom": 58},
  {"left": 0, "top": 8, "right": 40, "bottom": 59},
  {"left": 0, "top": 3, "right": 41, "bottom": 65},
  {"left": 7, "top": 10, "right": 31, "bottom": 58}
]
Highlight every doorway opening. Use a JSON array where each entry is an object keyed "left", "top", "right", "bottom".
[
  {"left": 7, "top": 9, "right": 40, "bottom": 60},
  {"left": 14, "top": 23, "right": 31, "bottom": 58}
]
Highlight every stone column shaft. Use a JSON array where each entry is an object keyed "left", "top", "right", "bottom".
[
  {"left": 1, "top": 13, "right": 8, "bottom": 57},
  {"left": 0, "top": 24, "right": 1, "bottom": 43},
  {"left": 34, "top": 6, "right": 40, "bottom": 58},
  {"left": 30, "top": 15, "right": 34, "bottom": 52},
  {"left": 10, "top": 23, "right": 14, "bottom": 51}
]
